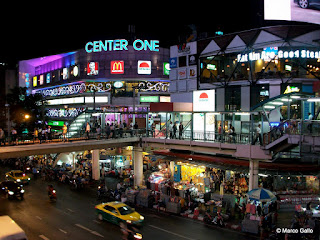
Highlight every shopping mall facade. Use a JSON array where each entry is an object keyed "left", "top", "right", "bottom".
[
  {"left": 18, "top": 40, "right": 170, "bottom": 132},
  {"left": 168, "top": 25, "right": 320, "bottom": 124}
]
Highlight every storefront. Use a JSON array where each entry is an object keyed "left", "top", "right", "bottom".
[
  {"left": 169, "top": 25, "right": 320, "bottom": 116},
  {"left": 18, "top": 39, "right": 170, "bottom": 132}
]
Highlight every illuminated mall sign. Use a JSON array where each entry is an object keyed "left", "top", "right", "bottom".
[
  {"left": 237, "top": 48, "right": 320, "bottom": 63},
  {"left": 85, "top": 39, "right": 159, "bottom": 53}
]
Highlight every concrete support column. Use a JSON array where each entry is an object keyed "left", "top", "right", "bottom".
[
  {"left": 134, "top": 146, "right": 143, "bottom": 187},
  {"left": 241, "top": 86, "right": 250, "bottom": 112},
  {"left": 216, "top": 88, "right": 225, "bottom": 111},
  {"left": 92, "top": 149, "right": 100, "bottom": 180},
  {"left": 169, "top": 161, "right": 175, "bottom": 181},
  {"left": 249, "top": 160, "right": 259, "bottom": 191}
]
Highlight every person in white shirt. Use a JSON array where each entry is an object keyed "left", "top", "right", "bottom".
[
  {"left": 307, "top": 112, "right": 313, "bottom": 133},
  {"left": 252, "top": 124, "right": 262, "bottom": 146}
]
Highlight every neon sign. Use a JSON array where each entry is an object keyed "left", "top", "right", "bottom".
[
  {"left": 237, "top": 49, "right": 320, "bottom": 63},
  {"left": 284, "top": 85, "right": 300, "bottom": 94},
  {"left": 85, "top": 39, "right": 159, "bottom": 53}
]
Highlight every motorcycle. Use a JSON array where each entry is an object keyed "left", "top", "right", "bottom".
[
  {"left": 128, "top": 232, "right": 143, "bottom": 240},
  {"left": 97, "top": 184, "right": 107, "bottom": 200},
  {"left": 127, "top": 224, "right": 143, "bottom": 240},
  {"left": 48, "top": 186, "right": 57, "bottom": 201},
  {"left": 203, "top": 211, "right": 225, "bottom": 227}
]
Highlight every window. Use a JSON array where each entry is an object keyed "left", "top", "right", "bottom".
[
  {"left": 225, "top": 86, "right": 241, "bottom": 111},
  {"left": 118, "top": 206, "right": 134, "bottom": 215},
  {"left": 251, "top": 84, "right": 269, "bottom": 107},
  {"left": 104, "top": 205, "right": 118, "bottom": 214}
]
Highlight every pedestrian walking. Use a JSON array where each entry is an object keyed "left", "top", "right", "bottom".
[
  {"left": 151, "top": 122, "right": 156, "bottom": 137},
  {"left": 106, "top": 123, "right": 111, "bottom": 139},
  {"left": 134, "top": 122, "right": 138, "bottom": 136},
  {"left": 96, "top": 125, "right": 101, "bottom": 140},
  {"left": 218, "top": 124, "right": 222, "bottom": 142},
  {"left": 41, "top": 127, "right": 47, "bottom": 143},
  {"left": 62, "top": 123, "right": 68, "bottom": 142},
  {"left": 307, "top": 112, "right": 313, "bottom": 134},
  {"left": 85, "top": 122, "right": 91, "bottom": 139},
  {"left": 47, "top": 126, "right": 52, "bottom": 142},
  {"left": 33, "top": 128, "right": 38, "bottom": 143},
  {"left": 11, "top": 128, "right": 18, "bottom": 145},
  {"left": 119, "top": 121, "right": 124, "bottom": 138},
  {"left": 173, "top": 122, "right": 177, "bottom": 139},
  {"left": 179, "top": 123, "right": 183, "bottom": 139},
  {"left": 252, "top": 124, "right": 262, "bottom": 145},
  {"left": 0, "top": 128, "right": 5, "bottom": 146}
]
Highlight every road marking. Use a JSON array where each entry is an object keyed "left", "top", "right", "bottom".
[
  {"left": 36, "top": 216, "right": 42, "bottom": 220},
  {"left": 148, "top": 225, "right": 193, "bottom": 240},
  {"left": 91, "top": 231, "right": 104, "bottom": 238},
  {"left": 93, "top": 220, "right": 101, "bottom": 224},
  {"left": 144, "top": 213, "right": 162, "bottom": 219},
  {"left": 75, "top": 224, "right": 104, "bottom": 238},
  {"left": 39, "top": 235, "right": 50, "bottom": 240},
  {"left": 59, "top": 228, "right": 67, "bottom": 234},
  {"left": 67, "top": 208, "right": 74, "bottom": 212}
]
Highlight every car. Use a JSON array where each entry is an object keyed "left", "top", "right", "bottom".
[
  {"left": 294, "top": 0, "right": 320, "bottom": 9},
  {"left": 95, "top": 201, "right": 144, "bottom": 226},
  {"left": 0, "top": 181, "right": 25, "bottom": 200},
  {"left": 5, "top": 170, "right": 31, "bottom": 184},
  {"left": 0, "top": 216, "right": 28, "bottom": 240}
]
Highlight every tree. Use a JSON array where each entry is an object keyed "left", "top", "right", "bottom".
[{"left": 6, "top": 87, "right": 46, "bottom": 134}]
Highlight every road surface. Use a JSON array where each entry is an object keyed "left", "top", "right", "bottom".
[{"left": 0, "top": 167, "right": 258, "bottom": 240}]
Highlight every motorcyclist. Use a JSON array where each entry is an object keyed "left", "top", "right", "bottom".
[
  {"left": 120, "top": 221, "right": 140, "bottom": 240},
  {"left": 120, "top": 221, "right": 129, "bottom": 240},
  {"left": 47, "top": 184, "right": 54, "bottom": 196}
]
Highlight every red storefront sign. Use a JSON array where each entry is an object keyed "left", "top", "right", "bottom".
[{"left": 111, "top": 61, "right": 124, "bottom": 74}]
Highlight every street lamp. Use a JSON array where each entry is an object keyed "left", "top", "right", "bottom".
[{"left": 24, "top": 114, "right": 30, "bottom": 120}]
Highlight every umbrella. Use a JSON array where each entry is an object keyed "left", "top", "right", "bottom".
[{"left": 246, "top": 188, "right": 276, "bottom": 202}]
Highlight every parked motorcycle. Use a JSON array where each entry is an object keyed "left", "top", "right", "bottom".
[{"left": 203, "top": 211, "right": 225, "bottom": 227}]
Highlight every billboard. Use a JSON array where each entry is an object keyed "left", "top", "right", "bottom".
[
  {"left": 193, "top": 90, "right": 215, "bottom": 112},
  {"left": 138, "top": 61, "right": 151, "bottom": 74},
  {"left": 264, "top": 0, "right": 320, "bottom": 25}
]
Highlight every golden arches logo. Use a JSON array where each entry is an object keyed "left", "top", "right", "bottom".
[{"left": 111, "top": 61, "right": 124, "bottom": 74}]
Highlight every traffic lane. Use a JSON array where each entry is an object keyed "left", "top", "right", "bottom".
[
  {"left": 0, "top": 166, "right": 257, "bottom": 240},
  {"left": 0, "top": 180, "right": 122, "bottom": 239},
  {"left": 140, "top": 211, "right": 258, "bottom": 240},
  {"left": 21, "top": 180, "right": 122, "bottom": 240}
]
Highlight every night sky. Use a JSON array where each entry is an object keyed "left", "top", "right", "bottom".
[{"left": 0, "top": 0, "right": 302, "bottom": 66}]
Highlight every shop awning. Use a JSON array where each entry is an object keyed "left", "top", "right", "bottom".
[{"left": 153, "top": 149, "right": 320, "bottom": 174}]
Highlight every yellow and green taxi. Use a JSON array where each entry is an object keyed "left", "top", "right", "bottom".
[
  {"left": 5, "top": 170, "right": 30, "bottom": 184},
  {"left": 95, "top": 201, "right": 144, "bottom": 226}
]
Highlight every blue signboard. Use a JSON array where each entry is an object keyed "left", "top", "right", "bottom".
[{"left": 170, "top": 57, "right": 177, "bottom": 69}]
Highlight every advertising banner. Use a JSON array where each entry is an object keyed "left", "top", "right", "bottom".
[
  {"left": 193, "top": 90, "right": 215, "bottom": 112},
  {"left": 264, "top": 0, "right": 320, "bottom": 25}
]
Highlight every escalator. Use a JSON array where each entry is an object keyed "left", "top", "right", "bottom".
[{"left": 67, "top": 111, "right": 93, "bottom": 137}]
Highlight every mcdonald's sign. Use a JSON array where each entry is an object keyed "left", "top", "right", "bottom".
[{"left": 111, "top": 60, "right": 124, "bottom": 74}]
